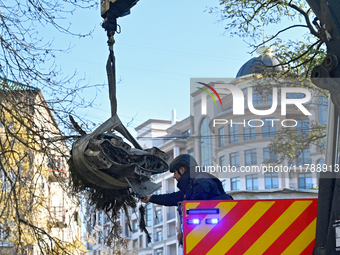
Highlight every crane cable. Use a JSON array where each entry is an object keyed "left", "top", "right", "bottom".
[{"left": 106, "top": 32, "right": 142, "bottom": 149}]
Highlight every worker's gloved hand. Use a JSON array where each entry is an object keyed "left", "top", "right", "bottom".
[{"left": 141, "top": 195, "right": 151, "bottom": 203}]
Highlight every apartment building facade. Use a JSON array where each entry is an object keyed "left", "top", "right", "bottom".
[{"left": 0, "top": 80, "right": 83, "bottom": 255}]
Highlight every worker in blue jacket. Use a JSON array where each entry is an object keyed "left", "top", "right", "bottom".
[{"left": 141, "top": 154, "right": 233, "bottom": 205}]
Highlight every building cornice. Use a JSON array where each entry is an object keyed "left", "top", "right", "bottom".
[{"left": 135, "top": 119, "right": 172, "bottom": 132}]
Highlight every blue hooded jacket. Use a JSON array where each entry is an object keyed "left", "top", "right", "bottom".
[{"left": 150, "top": 169, "right": 233, "bottom": 206}]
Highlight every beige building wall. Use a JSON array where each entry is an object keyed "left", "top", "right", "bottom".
[{"left": 0, "top": 88, "right": 83, "bottom": 255}]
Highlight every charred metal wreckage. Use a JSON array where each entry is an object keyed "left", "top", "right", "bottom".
[{"left": 71, "top": 115, "right": 169, "bottom": 198}]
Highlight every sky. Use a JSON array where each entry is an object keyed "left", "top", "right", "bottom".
[{"left": 44, "top": 0, "right": 306, "bottom": 137}]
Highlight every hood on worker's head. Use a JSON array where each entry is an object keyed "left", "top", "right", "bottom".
[{"left": 169, "top": 154, "right": 198, "bottom": 173}]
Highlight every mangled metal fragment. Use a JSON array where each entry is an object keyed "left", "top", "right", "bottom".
[{"left": 71, "top": 115, "right": 169, "bottom": 197}]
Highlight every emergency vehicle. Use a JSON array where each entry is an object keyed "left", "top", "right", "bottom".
[{"left": 181, "top": 198, "right": 317, "bottom": 255}]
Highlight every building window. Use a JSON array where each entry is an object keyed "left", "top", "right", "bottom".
[
  {"left": 25, "top": 96, "right": 35, "bottom": 114},
  {"left": 155, "top": 210, "right": 162, "bottom": 225},
  {"left": 262, "top": 118, "right": 275, "bottom": 138},
  {"left": 125, "top": 222, "right": 130, "bottom": 237},
  {"left": 231, "top": 177, "right": 240, "bottom": 191},
  {"left": 298, "top": 173, "right": 313, "bottom": 189},
  {"left": 167, "top": 207, "right": 176, "bottom": 221},
  {"left": 245, "top": 149, "right": 257, "bottom": 165},
  {"left": 219, "top": 155, "right": 226, "bottom": 167},
  {"left": 297, "top": 149, "right": 312, "bottom": 166},
  {"left": 263, "top": 147, "right": 277, "bottom": 163},
  {"left": 218, "top": 127, "right": 225, "bottom": 147},
  {"left": 221, "top": 180, "right": 226, "bottom": 191},
  {"left": 181, "top": 129, "right": 190, "bottom": 139},
  {"left": 146, "top": 204, "right": 152, "bottom": 227},
  {"left": 244, "top": 120, "right": 256, "bottom": 140},
  {"left": 252, "top": 91, "right": 263, "bottom": 107},
  {"left": 246, "top": 174, "right": 258, "bottom": 190},
  {"left": 249, "top": 87, "right": 273, "bottom": 107},
  {"left": 103, "top": 227, "right": 107, "bottom": 238},
  {"left": 296, "top": 119, "right": 309, "bottom": 136},
  {"left": 156, "top": 230, "right": 163, "bottom": 242},
  {"left": 289, "top": 149, "right": 312, "bottom": 166},
  {"left": 243, "top": 88, "right": 247, "bottom": 108},
  {"left": 132, "top": 220, "right": 138, "bottom": 233},
  {"left": 229, "top": 152, "right": 240, "bottom": 167},
  {"left": 229, "top": 124, "right": 239, "bottom": 144},
  {"left": 103, "top": 214, "right": 107, "bottom": 224},
  {"left": 286, "top": 93, "right": 306, "bottom": 99},
  {"left": 200, "top": 118, "right": 212, "bottom": 166},
  {"left": 98, "top": 231, "right": 103, "bottom": 244},
  {"left": 98, "top": 212, "right": 102, "bottom": 225},
  {"left": 318, "top": 96, "right": 328, "bottom": 126},
  {"left": 265, "top": 172, "right": 278, "bottom": 189},
  {"left": 139, "top": 235, "right": 143, "bottom": 248}
]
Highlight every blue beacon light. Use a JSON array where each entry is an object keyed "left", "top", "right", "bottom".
[
  {"left": 187, "top": 219, "right": 201, "bottom": 225},
  {"left": 205, "top": 218, "right": 219, "bottom": 224}
]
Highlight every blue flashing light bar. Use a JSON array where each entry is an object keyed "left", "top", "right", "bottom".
[
  {"left": 186, "top": 208, "right": 219, "bottom": 215},
  {"left": 205, "top": 218, "right": 219, "bottom": 224},
  {"left": 187, "top": 219, "right": 201, "bottom": 225}
]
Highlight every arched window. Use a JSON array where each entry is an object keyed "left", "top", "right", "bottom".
[
  {"left": 200, "top": 118, "right": 212, "bottom": 166},
  {"left": 318, "top": 96, "right": 328, "bottom": 126}
]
